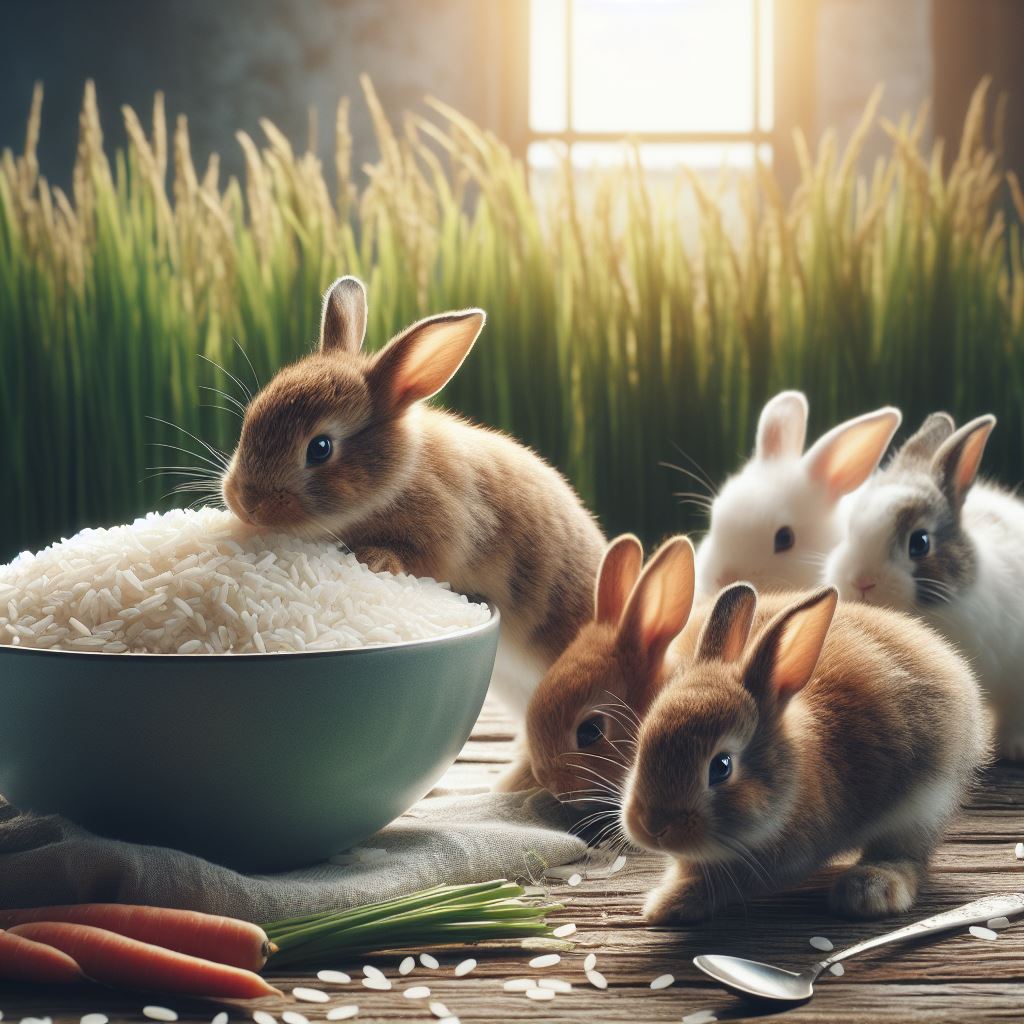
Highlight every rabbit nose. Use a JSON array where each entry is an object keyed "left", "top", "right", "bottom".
[{"left": 853, "top": 576, "right": 877, "bottom": 598}]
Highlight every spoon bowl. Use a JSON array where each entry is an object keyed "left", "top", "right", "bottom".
[{"left": 692, "top": 955, "right": 817, "bottom": 1003}]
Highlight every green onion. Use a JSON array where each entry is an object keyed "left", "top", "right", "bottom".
[{"left": 262, "top": 879, "right": 564, "bottom": 968}]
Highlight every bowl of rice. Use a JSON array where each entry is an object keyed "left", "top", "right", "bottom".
[{"left": 0, "top": 508, "right": 499, "bottom": 871}]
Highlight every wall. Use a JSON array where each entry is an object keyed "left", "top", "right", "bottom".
[{"left": 0, "top": 0, "right": 526, "bottom": 189}]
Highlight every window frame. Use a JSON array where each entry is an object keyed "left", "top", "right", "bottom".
[{"left": 527, "top": 0, "right": 774, "bottom": 160}]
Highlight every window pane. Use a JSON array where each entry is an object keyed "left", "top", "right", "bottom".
[
  {"left": 530, "top": 0, "right": 568, "bottom": 132},
  {"left": 572, "top": 0, "right": 756, "bottom": 133}
]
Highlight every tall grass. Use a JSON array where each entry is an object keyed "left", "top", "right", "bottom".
[{"left": 2, "top": 78, "right": 1021, "bottom": 559}]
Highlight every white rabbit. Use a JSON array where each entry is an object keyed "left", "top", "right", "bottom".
[
  {"left": 694, "top": 391, "right": 902, "bottom": 598},
  {"left": 827, "top": 412, "right": 1024, "bottom": 760}
]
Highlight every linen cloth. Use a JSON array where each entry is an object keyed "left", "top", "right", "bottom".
[{"left": 0, "top": 789, "right": 586, "bottom": 922}]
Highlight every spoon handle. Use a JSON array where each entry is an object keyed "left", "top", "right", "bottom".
[{"left": 824, "top": 892, "right": 1024, "bottom": 967}]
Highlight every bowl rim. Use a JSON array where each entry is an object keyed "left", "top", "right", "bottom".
[{"left": 0, "top": 602, "right": 499, "bottom": 661}]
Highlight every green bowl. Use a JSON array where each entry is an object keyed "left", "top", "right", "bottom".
[{"left": 0, "top": 607, "right": 499, "bottom": 871}]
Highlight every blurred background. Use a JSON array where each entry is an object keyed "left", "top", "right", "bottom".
[{"left": 2, "top": 0, "right": 1023, "bottom": 559}]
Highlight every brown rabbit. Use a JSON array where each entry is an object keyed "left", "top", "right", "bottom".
[
  {"left": 221, "top": 277, "right": 605, "bottom": 714},
  {"left": 520, "top": 534, "right": 699, "bottom": 803},
  {"left": 622, "top": 584, "right": 989, "bottom": 922},
  {"left": 518, "top": 534, "right": 781, "bottom": 805}
]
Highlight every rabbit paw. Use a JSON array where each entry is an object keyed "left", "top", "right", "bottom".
[
  {"left": 829, "top": 862, "right": 917, "bottom": 919},
  {"left": 355, "top": 546, "right": 406, "bottom": 576},
  {"left": 643, "top": 878, "right": 712, "bottom": 925}
]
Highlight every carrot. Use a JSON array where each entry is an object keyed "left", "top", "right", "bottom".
[
  {"left": 0, "top": 904, "right": 273, "bottom": 971},
  {"left": 8, "top": 922, "right": 281, "bottom": 999},
  {"left": 0, "top": 928, "right": 85, "bottom": 984}
]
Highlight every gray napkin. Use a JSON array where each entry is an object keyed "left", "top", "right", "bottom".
[{"left": 0, "top": 790, "right": 586, "bottom": 922}]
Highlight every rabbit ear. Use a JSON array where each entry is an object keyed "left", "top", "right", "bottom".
[
  {"left": 320, "top": 276, "right": 368, "bottom": 354},
  {"left": 369, "top": 309, "right": 485, "bottom": 413},
  {"left": 616, "top": 536, "right": 696, "bottom": 678},
  {"left": 804, "top": 407, "right": 902, "bottom": 502},
  {"left": 694, "top": 583, "right": 757, "bottom": 664},
  {"left": 756, "top": 391, "right": 809, "bottom": 460},
  {"left": 743, "top": 587, "right": 838, "bottom": 706},
  {"left": 595, "top": 535, "right": 644, "bottom": 625},
  {"left": 931, "top": 415, "right": 995, "bottom": 510},
  {"left": 893, "top": 412, "right": 955, "bottom": 468}
]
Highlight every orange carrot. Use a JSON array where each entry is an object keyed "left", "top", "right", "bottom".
[
  {"left": 8, "top": 922, "right": 281, "bottom": 999},
  {"left": 0, "top": 928, "right": 85, "bottom": 984},
  {"left": 0, "top": 904, "right": 273, "bottom": 971}
]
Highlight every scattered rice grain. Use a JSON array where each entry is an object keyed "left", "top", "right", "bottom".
[
  {"left": 81, "top": 1016, "right": 109, "bottom": 1024},
  {"left": 567, "top": 873, "right": 582, "bottom": 887},
  {"left": 969, "top": 925, "right": 998, "bottom": 941},
  {"left": 143, "top": 1010, "right": 178, "bottom": 1023},
  {"left": 650, "top": 973, "right": 674, "bottom": 989},
  {"left": 525, "top": 988, "right": 555, "bottom": 1001},
  {"left": 809, "top": 936, "right": 833, "bottom": 952},
  {"left": 1015, "top": 841, "right": 1024, "bottom": 860},
  {"left": 291, "top": 989, "right": 329, "bottom": 1004},
  {"left": 503, "top": 979, "right": 536, "bottom": 992},
  {"left": 429, "top": 1003, "right": 451, "bottom": 1019},
  {"left": 988, "top": 917, "right": 1010, "bottom": 930},
  {"left": 584, "top": 953, "right": 597, "bottom": 971},
  {"left": 552, "top": 923, "right": 576, "bottom": 938},
  {"left": 682, "top": 1011, "right": 717, "bottom": 1024},
  {"left": 398, "top": 956, "right": 415, "bottom": 975},
  {"left": 403, "top": 987, "right": 431, "bottom": 1000},
  {"left": 325, "top": 1008, "right": 359, "bottom": 1022},
  {"left": 361, "top": 977, "right": 391, "bottom": 991},
  {"left": 529, "top": 953, "right": 561, "bottom": 968},
  {"left": 585, "top": 969, "right": 607, "bottom": 990},
  {"left": 419, "top": 953, "right": 440, "bottom": 969},
  {"left": 453, "top": 957, "right": 476, "bottom": 976},
  {"left": 829, "top": 963, "right": 845, "bottom": 976},
  {"left": 252, "top": 1013, "right": 276, "bottom": 1024},
  {"left": 317, "top": 969, "right": 351, "bottom": 984},
  {"left": 539, "top": 978, "right": 572, "bottom": 992},
  {"left": 362, "top": 965, "right": 385, "bottom": 980},
  {"left": 282, "top": 1014, "right": 309, "bottom": 1024}
]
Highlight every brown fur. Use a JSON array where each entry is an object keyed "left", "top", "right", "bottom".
[
  {"left": 222, "top": 277, "right": 605, "bottom": 700},
  {"left": 623, "top": 586, "right": 990, "bottom": 922},
  {"left": 521, "top": 535, "right": 779, "bottom": 808}
]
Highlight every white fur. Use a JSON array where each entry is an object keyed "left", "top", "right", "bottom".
[
  {"left": 829, "top": 478, "right": 1024, "bottom": 759},
  {"left": 695, "top": 394, "right": 901, "bottom": 599}
]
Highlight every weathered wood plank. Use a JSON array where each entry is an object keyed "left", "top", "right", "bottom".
[{"left": 1, "top": 699, "right": 1020, "bottom": 1023}]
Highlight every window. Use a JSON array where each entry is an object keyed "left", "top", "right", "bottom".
[{"left": 529, "top": 0, "right": 774, "bottom": 172}]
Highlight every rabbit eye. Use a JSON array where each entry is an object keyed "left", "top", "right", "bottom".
[
  {"left": 575, "top": 715, "right": 606, "bottom": 749},
  {"left": 306, "top": 435, "right": 333, "bottom": 465},
  {"left": 709, "top": 752, "right": 732, "bottom": 786},
  {"left": 908, "top": 529, "right": 930, "bottom": 559},
  {"left": 774, "top": 526, "right": 795, "bottom": 553}
]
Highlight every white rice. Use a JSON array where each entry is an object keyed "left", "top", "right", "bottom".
[{"left": 0, "top": 508, "right": 489, "bottom": 655}]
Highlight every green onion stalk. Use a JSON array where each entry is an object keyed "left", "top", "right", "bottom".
[{"left": 262, "top": 879, "right": 564, "bottom": 969}]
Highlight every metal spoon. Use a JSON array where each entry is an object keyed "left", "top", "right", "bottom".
[{"left": 694, "top": 891, "right": 1024, "bottom": 1004}]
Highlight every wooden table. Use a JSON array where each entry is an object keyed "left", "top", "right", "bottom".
[{"left": 3, "top": 700, "right": 1023, "bottom": 1023}]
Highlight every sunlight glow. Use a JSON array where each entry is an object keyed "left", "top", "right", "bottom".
[{"left": 530, "top": 0, "right": 774, "bottom": 169}]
